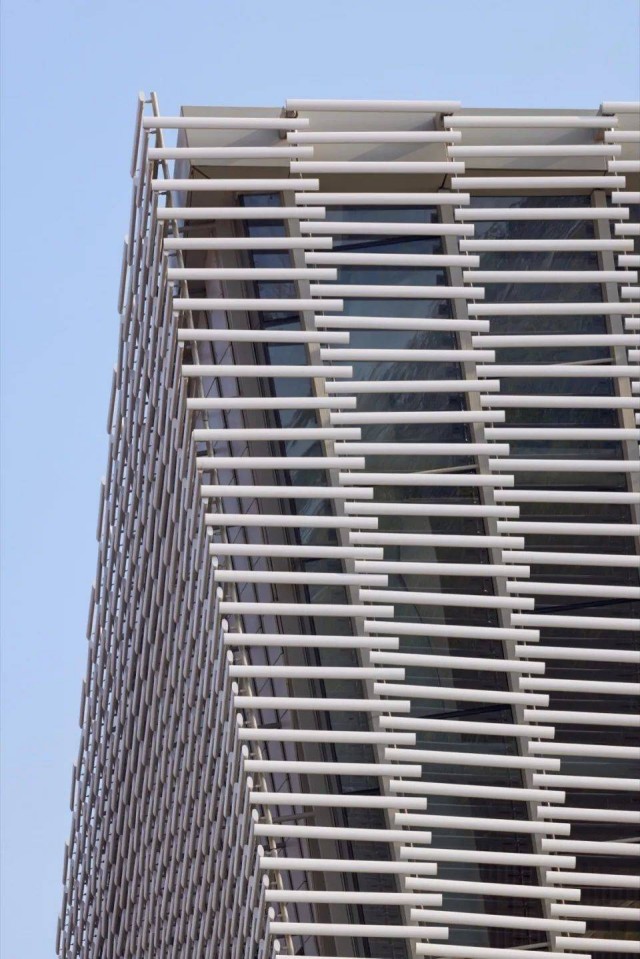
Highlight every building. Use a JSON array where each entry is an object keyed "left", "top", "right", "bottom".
[{"left": 58, "top": 95, "right": 640, "bottom": 959}]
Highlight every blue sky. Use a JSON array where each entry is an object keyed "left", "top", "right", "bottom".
[{"left": 1, "top": 0, "right": 638, "bottom": 954}]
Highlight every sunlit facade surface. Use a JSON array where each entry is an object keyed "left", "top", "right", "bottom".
[{"left": 59, "top": 96, "right": 640, "bottom": 959}]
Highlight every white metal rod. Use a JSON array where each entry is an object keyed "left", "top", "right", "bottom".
[
  {"left": 488, "top": 427, "right": 639, "bottom": 440},
  {"left": 310, "top": 283, "right": 483, "bottom": 299},
  {"left": 346, "top": 502, "right": 516, "bottom": 517},
  {"left": 551, "top": 904, "right": 640, "bottom": 920},
  {"left": 149, "top": 146, "right": 315, "bottom": 160},
  {"left": 475, "top": 335, "right": 639, "bottom": 348},
  {"left": 316, "top": 315, "right": 489, "bottom": 331},
  {"left": 444, "top": 114, "right": 617, "bottom": 128},
  {"left": 301, "top": 220, "right": 474, "bottom": 236},
  {"left": 298, "top": 191, "right": 468, "bottom": 206},
  {"left": 493, "top": 459, "right": 638, "bottom": 473},
  {"left": 230, "top": 664, "right": 400, "bottom": 679},
  {"left": 518, "top": 680, "right": 640, "bottom": 700},
  {"left": 459, "top": 208, "right": 629, "bottom": 221},
  {"left": 263, "top": 890, "right": 442, "bottom": 910},
  {"left": 197, "top": 456, "right": 364, "bottom": 469},
  {"left": 356, "top": 560, "right": 529, "bottom": 578},
  {"left": 179, "top": 328, "right": 349, "bottom": 344},
  {"left": 605, "top": 130, "right": 640, "bottom": 142},
  {"left": 153, "top": 176, "right": 319, "bottom": 190},
  {"left": 333, "top": 411, "right": 503, "bottom": 425},
  {"left": 471, "top": 301, "right": 637, "bottom": 315},
  {"left": 292, "top": 161, "right": 463, "bottom": 174},
  {"left": 510, "top": 581, "right": 640, "bottom": 599},
  {"left": 226, "top": 634, "right": 399, "bottom": 649},
  {"left": 200, "top": 485, "right": 372, "bottom": 499},
  {"left": 522, "top": 677, "right": 640, "bottom": 695},
  {"left": 183, "top": 364, "right": 351, "bottom": 378},
  {"left": 461, "top": 238, "right": 633, "bottom": 251},
  {"left": 216, "top": 570, "right": 388, "bottom": 587},
  {"left": 260, "top": 855, "right": 438, "bottom": 875},
  {"left": 530, "top": 741, "right": 640, "bottom": 759},
  {"left": 288, "top": 130, "right": 461, "bottom": 143},
  {"left": 538, "top": 806, "right": 640, "bottom": 822},
  {"left": 193, "top": 426, "right": 359, "bottom": 441},
  {"left": 234, "top": 696, "right": 409, "bottom": 712},
  {"left": 210, "top": 544, "right": 383, "bottom": 559},
  {"left": 253, "top": 821, "right": 429, "bottom": 840},
  {"left": 450, "top": 144, "right": 620, "bottom": 157},
  {"left": 268, "top": 921, "right": 447, "bottom": 939},
  {"left": 329, "top": 380, "right": 501, "bottom": 395},
  {"left": 517, "top": 644, "right": 639, "bottom": 663},
  {"left": 170, "top": 267, "right": 335, "bottom": 280},
  {"left": 174, "top": 298, "right": 343, "bottom": 311},
  {"left": 306, "top": 252, "right": 478, "bottom": 267},
  {"left": 340, "top": 474, "right": 512, "bottom": 490},
  {"left": 239, "top": 729, "right": 414, "bottom": 745},
  {"left": 265, "top": 889, "right": 441, "bottom": 906},
  {"left": 160, "top": 207, "right": 325, "bottom": 221},
  {"left": 546, "top": 872, "right": 640, "bottom": 889},
  {"left": 499, "top": 520, "right": 639, "bottom": 536},
  {"left": 143, "top": 115, "right": 310, "bottom": 130},
  {"left": 351, "top": 532, "right": 523, "bottom": 548},
  {"left": 466, "top": 269, "right": 634, "bottom": 283},
  {"left": 554, "top": 936, "right": 640, "bottom": 953},
  {"left": 481, "top": 366, "right": 639, "bottom": 379},
  {"left": 337, "top": 441, "right": 505, "bottom": 454},
  {"left": 483, "top": 394, "right": 639, "bottom": 408},
  {"left": 525, "top": 708, "right": 640, "bottom": 727},
  {"left": 613, "top": 191, "right": 640, "bottom": 203},
  {"left": 453, "top": 175, "right": 625, "bottom": 189},
  {"left": 165, "top": 236, "right": 333, "bottom": 250},
  {"left": 222, "top": 601, "right": 393, "bottom": 618},
  {"left": 205, "top": 514, "right": 375, "bottom": 529},
  {"left": 251, "top": 791, "right": 426, "bottom": 810},
  {"left": 322, "top": 349, "right": 494, "bottom": 362},
  {"left": 609, "top": 159, "right": 640, "bottom": 173},
  {"left": 601, "top": 100, "right": 640, "bottom": 112}
]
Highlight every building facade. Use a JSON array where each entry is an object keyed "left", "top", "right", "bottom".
[{"left": 58, "top": 96, "right": 640, "bottom": 959}]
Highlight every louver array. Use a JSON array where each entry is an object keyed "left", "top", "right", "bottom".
[{"left": 58, "top": 95, "right": 640, "bottom": 959}]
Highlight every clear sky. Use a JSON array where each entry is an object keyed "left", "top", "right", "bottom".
[{"left": 1, "top": 0, "right": 638, "bottom": 955}]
